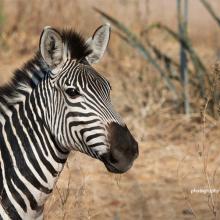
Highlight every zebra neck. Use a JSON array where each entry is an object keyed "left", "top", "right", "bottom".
[{"left": 0, "top": 57, "right": 70, "bottom": 219}]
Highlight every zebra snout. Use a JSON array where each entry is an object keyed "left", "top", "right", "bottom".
[{"left": 101, "top": 122, "right": 139, "bottom": 174}]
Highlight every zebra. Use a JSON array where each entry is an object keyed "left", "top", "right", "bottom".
[{"left": 0, "top": 23, "right": 138, "bottom": 219}]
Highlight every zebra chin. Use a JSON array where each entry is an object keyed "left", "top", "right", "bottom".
[
  {"left": 100, "top": 122, "right": 139, "bottom": 174},
  {"left": 101, "top": 156, "right": 133, "bottom": 174}
]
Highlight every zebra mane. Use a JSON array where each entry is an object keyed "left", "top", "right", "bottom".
[
  {"left": 0, "top": 29, "right": 92, "bottom": 107},
  {"left": 61, "top": 28, "right": 92, "bottom": 60},
  {"left": 0, "top": 53, "right": 45, "bottom": 105}
]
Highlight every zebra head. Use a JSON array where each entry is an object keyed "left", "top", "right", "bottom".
[{"left": 39, "top": 24, "right": 138, "bottom": 173}]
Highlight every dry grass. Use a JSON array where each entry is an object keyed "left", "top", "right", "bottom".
[{"left": 1, "top": 0, "right": 220, "bottom": 219}]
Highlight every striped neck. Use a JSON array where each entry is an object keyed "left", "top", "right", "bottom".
[{"left": 0, "top": 54, "right": 69, "bottom": 219}]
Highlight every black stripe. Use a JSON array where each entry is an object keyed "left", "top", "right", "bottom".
[
  {"left": 86, "top": 133, "right": 105, "bottom": 143},
  {"left": 69, "top": 118, "right": 100, "bottom": 127},
  {"left": 0, "top": 161, "right": 2, "bottom": 197},
  {"left": 66, "top": 111, "right": 96, "bottom": 118},
  {"left": 88, "top": 142, "right": 105, "bottom": 148}
]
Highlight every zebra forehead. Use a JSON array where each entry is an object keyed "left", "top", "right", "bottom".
[{"left": 62, "top": 63, "right": 111, "bottom": 90}]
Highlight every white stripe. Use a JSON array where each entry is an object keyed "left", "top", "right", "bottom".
[{"left": 0, "top": 206, "right": 10, "bottom": 220}]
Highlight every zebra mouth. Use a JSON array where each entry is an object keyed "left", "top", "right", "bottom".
[
  {"left": 103, "top": 161, "right": 125, "bottom": 173},
  {"left": 104, "top": 162, "right": 126, "bottom": 174},
  {"left": 100, "top": 154, "right": 131, "bottom": 174}
]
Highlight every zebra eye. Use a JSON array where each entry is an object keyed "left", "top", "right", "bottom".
[{"left": 65, "top": 88, "right": 80, "bottom": 98}]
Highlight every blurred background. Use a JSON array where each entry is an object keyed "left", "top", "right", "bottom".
[{"left": 1, "top": 0, "right": 220, "bottom": 219}]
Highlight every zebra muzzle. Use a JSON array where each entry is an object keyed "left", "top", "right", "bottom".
[{"left": 101, "top": 122, "right": 138, "bottom": 174}]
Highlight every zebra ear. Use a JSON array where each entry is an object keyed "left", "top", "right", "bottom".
[
  {"left": 86, "top": 23, "right": 111, "bottom": 64},
  {"left": 39, "top": 26, "right": 64, "bottom": 68}
]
